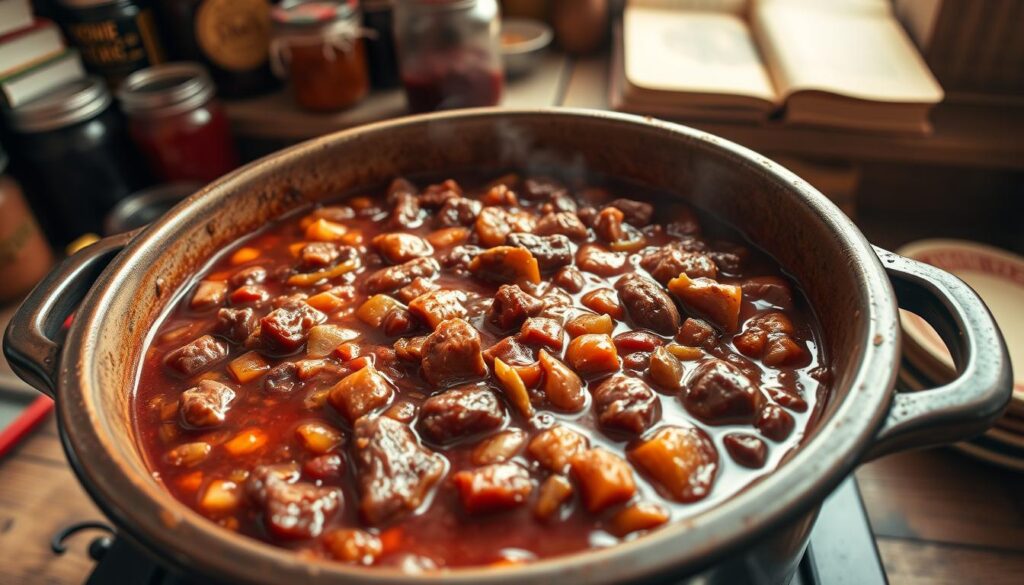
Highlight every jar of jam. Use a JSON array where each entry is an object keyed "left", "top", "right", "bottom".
[
  {"left": 270, "top": 0, "right": 370, "bottom": 112},
  {"left": 157, "top": 0, "right": 279, "bottom": 98},
  {"left": 0, "top": 141, "right": 54, "bottom": 303},
  {"left": 56, "top": 0, "right": 166, "bottom": 87},
  {"left": 117, "top": 62, "right": 239, "bottom": 183},
  {"left": 3, "top": 77, "right": 149, "bottom": 247},
  {"left": 394, "top": 0, "right": 504, "bottom": 113}
]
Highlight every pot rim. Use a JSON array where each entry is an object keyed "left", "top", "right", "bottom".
[{"left": 57, "top": 108, "right": 899, "bottom": 584}]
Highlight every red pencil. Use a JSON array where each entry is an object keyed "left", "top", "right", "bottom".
[{"left": 0, "top": 395, "right": 54, "bottom": 459}]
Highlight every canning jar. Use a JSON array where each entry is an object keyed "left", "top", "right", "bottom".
[
  {"left": 157, "top": 0, "right": 279, "bottom": 98},
  {"left": 3, "top": 77, "right": 149, "bottom": 247},
  {"left": 0, "top": 141, "right": 54, "bottom": 302},
  {"left": 394, "top": 0, "right": 503, "bottom": 113},
  {"left": 56, "top": 0, "right": 166, "bottom": 87},
  {"left": 118, "top": 62, "right": 239, "bottom": 182},
  {"left": 270, "top": 0, "right": 370, "bottom": 112}
]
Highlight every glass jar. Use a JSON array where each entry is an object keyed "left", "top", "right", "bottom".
[
  {"left": 157, "top": 0, "right": 279, "bottom": 98},
  {"left": 4, "top": 77, "right": 150, "bottom": 247},
  {"left": 0, "top": 141, "right": 54, "bottom": 303},
  {"left": 394, "top": 0, "right": 504, "bottom": 113},
  {"left": 117, "top": 62, "right": 239, "bottom": 182},
  {"left": 56, "top": 0, "right": 166, "bottom": 87},
  {"left": 270, "top": 0, "right": 370, "bottom": 112},
  {"left": 362, "top": 0, "right": 400, "bottom": 89}
]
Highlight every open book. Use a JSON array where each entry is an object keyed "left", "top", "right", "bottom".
[{"left": 615, "top": 0, "right": 944, "bottom": 133}]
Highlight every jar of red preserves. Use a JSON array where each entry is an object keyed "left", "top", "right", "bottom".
[
  {"left": 117, "top": 62, "right": 239, "bottom": 183},
  {"left": 394, "top": 0, "right": 504, "bottom": 113},
  {"left": 270, "top": 0, "right": 370, "bottom": 112}
]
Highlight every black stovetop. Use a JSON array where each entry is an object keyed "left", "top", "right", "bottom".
[{"left": 60, "top": 478, "right": 886, "bottom": 585}]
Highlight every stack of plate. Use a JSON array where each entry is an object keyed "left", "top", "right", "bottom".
[{"left": 896, "top": 239, "right": 1024, "bottom": 472}]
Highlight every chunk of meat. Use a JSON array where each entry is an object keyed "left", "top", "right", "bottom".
[
  {"left": 165, "top": 335, "right": 229, "bottom": 376},
  {"left": 388, "top": 193, "right": 422, "bottom": 229},
  {"left": 418, "top": 179, "right": 462, "bottom": 208},
  {"left": 640, "top": 243, "right": 718, "bottom": 285},
  {"left": 396, "top": 276, "right": 441, "bottom": 304},
  {"left": 299, "top": 242, "right": 341, "bottom": 270},
  {"left": 441, "top": 244, "right": 483, "bottom": 272},
  {"left": 259, "top": 303, "right": 327, "bottom": 354},
  {"left": 565, "top": 334, "right": 619, "bottom": 375},
  {"left": 506, "top": 233, "right": 572, "bottom": 272},
  {"left": 215, "top": 308, "right": 256, "bottom": 344},
  {"left": 436, "top": 197, "right": 483, "bottom": 227},
  {"left": 418, "top": 384, "right": 506, "bottom": 444},
  {"left": 263, "top": 362, "right": 299, "bottom": 394},
  {"left": 469, "top": 246, "right": 541, "bottom": 285},
  {"left": 518, "top": 317, "right": 563, "bottom": 350},
  {"left": 605, "top": 198, "right": 653, "bottom": 226},
  {"left": 553, "top": 265, "right": 585, "bottom": 293},
  {"left": 528, "top": 425, "right": 589, "bottom": 472},
  {"left": 481, "top": 335, "right": 535, "bottom": 366},
  {"left": 247, "top": 468, "right": 342, "bottom": 540},
  {"left": 723, "top": 433, "right": 767, "bottom": 468},
  {"left": 480, "top": 184, "right": 518, "bottom": 206},
  {"left": 533, "top": 475, "right": 574, "bottom": 520},
  {"left": 179, "top": 380, "right": 236, "bottom": 428},
  {"left": 408, "top": 289, "right": 467, "bottom": 329},
  {"left": 420, "top": 318, "right": 488, "bottom": 387},
  {"left": 734, "top": 312, "right": 802, "bottom": 364},
  {"left": 683, "top": 359, "right": 764, "bottom": 424},
  {"left": 615, "top": 273, "right": 682, "bottom": 335},
  {"left": 453, "top": 463, "right": 533, "bottom": 513},
  {"left": 364, "top": 257, "right": 440, "bottom": 294},
  {"left": 740, "top": 276, "right": 793, "bottom": 309},
  {"left": 475, "top": 207, "right": 535, "bottom": 247},
  {"left": 592, "top": 375, "right": 659, "bottom": 434},
  {"left": 538, "top": 349, "right": 586, "bottom": 412},
  {"left": 613, "top": 330, "right": 663, "bottom": 353},
  {"left": 190, "top": 280, "right": 228, "bottom": 310},
  {"left": 534, "top": 212, "right": 588, "bottom": 240},
  {"left": 353, "top": 416, "right": 446, "bottom": 525},
  {"left": 576, "top": 244, "right": 628, "bottom": 276},
  {"left": 757, "top": 403, "right": 795, "bottom": 441},
  {"left": 487, "top": 284, "right": 542, "bottom": 331},
  {"left": 327, "top": 365, "right": 395, "bottom": 423},
  {"left": 372, "top": 233, "right": 433, "bottom": 264},
  {"left": 580, "top": 288, "right": 623, "bottom": 319},
  {"left": 569, "top": 448, "right": 637, "bottom": 512},
  {"left": 386, "top": 177, "right": 418, "bottom": 204},
  {"left": 668, "top": 273, "right": 742, "bottom": 332},
  {"left": 629, "top": 425, "right": 718, "bottom": 503},
  {"left": 229, "top": 266, "right": 267, "bottom": 288},
  {"left": 522, "top": 177, "right": 566, "bottom": 201},
  {"left": 394, "top": 336, "right": 428, "bottom": 362},
  {"left": 676, "top": 317, "right": 718, "bottom": 349},
  {"left": 592, "top": 207, "right": 627, "bottom": 243}
]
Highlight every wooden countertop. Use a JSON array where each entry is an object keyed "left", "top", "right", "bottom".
[{"left": 1, "top": 414, "right": 1022, "bottom": 584}]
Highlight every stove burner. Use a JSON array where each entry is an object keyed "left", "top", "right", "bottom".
[{"left": 61, "top": 479, "right": 886, "bottom": 585}]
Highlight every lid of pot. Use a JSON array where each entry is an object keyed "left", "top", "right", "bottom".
[
  {"left": 4, "top": 76, "right": 112, "bottom": 133},
  {"left": 897, "top": 238, "right": 1024, "bottom": 415}
]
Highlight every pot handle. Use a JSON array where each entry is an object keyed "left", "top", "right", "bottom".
[
  {"left": 3, "top": 232, "right": 134, "bottom": 399},
  {"left": 864, "top": 246, "right": 1013, "bottom": 460}
]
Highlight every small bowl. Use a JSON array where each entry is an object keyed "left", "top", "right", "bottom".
[{"left": 501, "top": 18, "right": 553, "bottom": 78}]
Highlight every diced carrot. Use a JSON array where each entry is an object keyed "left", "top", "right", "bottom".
[
  {"left": 565, "top": 313, "right": 614, "bottom": 337},
  {"left": 227, "top": 351, "right": 270, "bottom": 383},
  {"left": 629, "top": 426, "right": 718, "bottom": 503},
  {"left": 324, "top": 529, "right": 383, "bottom": 565},
  {"left": 286, "top": 259, "right": 358, "bottom": 286},
  {"left": 607, "top": 501, "right": 670, "bottom": 536},
  {"left": 305, "top": 218, "right": 348, "bottom": 241},
  {"left": 223, "top": 428, "right": 268, "bottom": 456},
  {"left": 199, "top": 479, "right": 241, "bottom": 514},
  {"left": 295, "top": 422, "right": 343, "bottom": 454},
  {"left": 580, "top": 288, "right": 623, "bottom": 319},
  {"left": 379, "top": 527, "right": 403, "bottom": 554},
  {"left": 666, "top": 343, "right": 704, "bottom": 361},
  {"left": 513, "top": 361, "right": 542, "bottom": 388},
  {"left": 164, "top": 442, "right": 212, "bottom": 467},
  {"left": 306, "top": 291, "right": 344, "bottom": 312},
  {"left": 533, "top": 475, "right": 574, "bottom": 520},
  {"left": 230, "top": 247, "right": 261, "bottom": 265},
  {"left": 288, "top": 242, "right": 308, "bottom": 257},
  {"left": 295, "top": 359, "right": 327, "bottom": 380},
  {"left": 569, "top": 448, "right": 636, "bottom": 512},
  {"left": 177, "top": 471, "right": 204, "bottom": 493},
  {"left": 565, "top": 334, "right": 619, "bottom": 375},
  {"left": 528, "top": 426, "right": 589, "bottom": 473},
  {"left": 427, "top": 227, "right": 470, "bottom": 248},
  {"left": 341, "top": 230, "right": 364, "bottom": 246}
]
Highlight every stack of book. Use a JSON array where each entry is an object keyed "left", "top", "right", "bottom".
[
  {"left": 612, "top": 0, "right": 945, "bottom": 134},
  {"left": 0, "top": 0, "right": 86, "bottom": 109}
]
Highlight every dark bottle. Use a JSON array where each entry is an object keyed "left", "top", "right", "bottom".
[
  {"left": 3, "top": 77, "right": 150, "bottom": 247},
  {"left": 55, "top": 0, "right": 167, "bottom": 88},
  {"left": 362, "top": 0, "right": 399, "bottom": 88},
  {"left": 157, "top": 0, "right": 280, "bottom": 98}
]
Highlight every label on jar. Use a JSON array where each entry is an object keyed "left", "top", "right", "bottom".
[
  {"left": 65, "top": 9, "right": 165, "bottom": 84},
  {"left": 196, "top": 0, "right": 272, "bottom": 72}
]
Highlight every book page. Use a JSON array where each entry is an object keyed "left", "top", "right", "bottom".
[
  {"left": 752, "top": 2, "right": 943, "bottom": 103},
  {"left": 623, "top": 6, "right": 778, "bottom": 103}
]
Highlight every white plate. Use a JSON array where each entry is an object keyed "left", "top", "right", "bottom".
[{"left": 897, "top": 239, "right": 1024, "bottom": 416}]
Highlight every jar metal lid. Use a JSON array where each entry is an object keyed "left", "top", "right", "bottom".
[
  {"left": 57, "top": 0, "right": 127, "bottom": 8},
  {"left": 4, "top": 76, "right": 112, "bottom": 133},
  {"left": 117, "top": 62, "right": 216, "bottom": 117},
  {"left": 273, "top": 0, "right": 356, "bottom": 27}
]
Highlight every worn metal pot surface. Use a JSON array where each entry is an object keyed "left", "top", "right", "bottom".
[{"left": 4, "top": 109, "right": 1012, "bottom": 584}]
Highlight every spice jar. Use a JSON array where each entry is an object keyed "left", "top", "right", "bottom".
[
  {"left": 4, "top": 77, "right": 149, "bottom": 247},
  {"left": 271, "top": 0, "right": 370, "bottom": 112},
  {"left": 394, "top": 0, "right": 504, "bottom": 113},
  {"left": 118, "top": 62, "right": 239, "bottom": 182},
  {"left": 362, "top": 0, "right": 400, "bottom": 88},
  {"left": 0, "top": 141, "right": 54, "bottom": 303},
  {"left": 56, "top": 0, "right": 166, "bottom": 87},
  {"left": 157, "top": 0, "right": 279, "bottom": 98}
]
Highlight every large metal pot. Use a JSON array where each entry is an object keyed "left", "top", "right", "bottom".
[{"left": 4, "top": 109, "right": 1012, "bottom": 584}]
